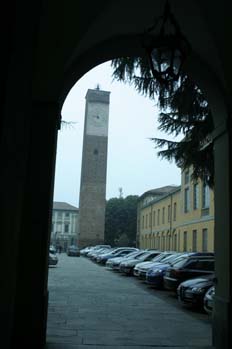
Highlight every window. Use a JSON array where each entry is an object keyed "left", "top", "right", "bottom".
[
  {"left": 57, "top": 223, "right": 62, "bottom": 233},
  {"left": 183, "top": 231, "right": 187, "bottom": 251},
  {"left": 173, "top": 202, "right": 177, "bottom": 221},
  {"left": 202, "top": 228, "right": 208, "bottom": 252},
  {"left": 192, "top": 230, "right": 197, "bottom": 252},
  {"left": 57, "top": 211, "right": 62, "bottom": 219},
  {"left": 153, "top": 211, "right": 156, "bottom": 226},
  {"left": 157, "top": 236, "right": 161, "bottom": 249},
  {"left": 185, "top": 260, "right": 199, "bottom": 269},
  {"left": 193, "top": 183, "right": 199, "bottom": 209},
  {"left": 168, "top": 205, "right": 171, "bottom": 222},
  {"left": 173, "top": 257, "right": 190, "bottom": 268},
  {"left": 142, "top": 216, "right": 144, "bottom": 229},
  {"left": 167, "top": 236, "right": 171, "bottom": 250},
  {"left": 202, "top": 182, "right": 210, "bottom": 208},
  {"left": 149, "top": 212, "right": 152, "bottom": 227},
  {"left": 194, "top": 260, "right": 214, "bottom": 270},
  {"left": 65, "top": 212, "right": 70, "bottom": 217},
  {"left": 184, "top": 170, "right": 190, "bottom": 184},
  {"left": 64, "top": 224, "right": 69, "bottom": 233},
  {"left": 184, "top": 188, "right": 190, "bottom": 212},
  {"left": 161, "top": 235, "right": 165, "bottom": 250},
  {"left": 173, "top": 234, "right": 177, "bottom": 251},
  {"left": 145, "top": 214, "right": 148, "bottom": 228},
  {"left": 162, "top": 207, "right": 165, "bottom": 224},
  {"left": 157, "top": 209, "right": 160, "bottom": 225}
]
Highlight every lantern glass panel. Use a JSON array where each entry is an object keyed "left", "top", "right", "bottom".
[
  {"left": 151, "top": 46, "right": 172, "bottom": 73},
  {"left": 172, "top": 49, "right": 182, "bottom": 75}
]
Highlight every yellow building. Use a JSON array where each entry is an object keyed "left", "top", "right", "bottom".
[{"left": 137, "top": 169, "right": 214, "bottom": 253}]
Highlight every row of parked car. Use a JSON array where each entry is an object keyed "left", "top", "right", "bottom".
[
  {"left": 80, "top": 245, "right": 215, "bottom": 315},
  {"left": 48, "top": 244, "right": 81, "bottom": 266}
]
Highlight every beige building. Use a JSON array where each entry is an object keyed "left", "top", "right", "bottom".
[
  {"left": 137, "top": 169, "right": 214, "bottom": 253},
  {"left": 51, "top": 202, "right": 79, "bottom": 251}
]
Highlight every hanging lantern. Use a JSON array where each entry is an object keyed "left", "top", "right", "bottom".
[{"left": 142, "top": 0, "right": 190, "bottom": 85}]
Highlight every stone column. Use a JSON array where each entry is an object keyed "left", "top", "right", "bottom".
[
  {"left": 213, "top": 121, "right": 232, "bottom": 349},
  {"left": 0, "top": 99, "right": 59, "bottom": 348}
]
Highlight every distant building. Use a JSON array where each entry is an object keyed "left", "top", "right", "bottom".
[
  {"left": 137, "top": 169, "right": 214, "bottom": 252},
  {"left": 51, "top": 202, "right": 79, "bottom": 251},
  {"left": 136, "top": 185, "right": 180, "bottom": 248}
]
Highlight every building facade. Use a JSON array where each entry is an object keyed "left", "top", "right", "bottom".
[
  {"left": 78, "top": 88, "right": 110, "bottom": 248},
  {"left": 137, "top": 169, "right": 214, "bottom": 253},
  {"left": 51, "top": 202, "right": 79, "bottom": 251}
]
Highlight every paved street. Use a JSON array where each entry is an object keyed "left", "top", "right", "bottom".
[{"left": 46, "top": 254, "right": 214, "bottom": 349}]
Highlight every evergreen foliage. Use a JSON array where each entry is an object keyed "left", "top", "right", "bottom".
[
  {"left": 111, "top": 57, "right": 214, "bottom": 187},
  {"left": 104, "top": 195, "right": 138, "bottom": 246}
]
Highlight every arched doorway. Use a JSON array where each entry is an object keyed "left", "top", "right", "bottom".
[{"left": 59, "top": 7, "right": 231, "bottom": 348}]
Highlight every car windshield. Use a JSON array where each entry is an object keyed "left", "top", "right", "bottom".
[
  {"left": 168, "top": 253, "right": 191, "bottom": 265},
  {"left": 136, "top": 252, "right": 153, "bottom": 260},
  {"left": 151, "top": 253, "right": 172, "bottom": 262},
  {"left": 111, "top": 249, "right": 122, "bottom": 254},
  {"left": 124, "top": 251, "right": 139, "bottom": 259},
  {"left": 171, "top": 256, "right": 188, "bottom": 268},
  {"left": 161, "top": 253, "right": 183, "bottom": 264}
]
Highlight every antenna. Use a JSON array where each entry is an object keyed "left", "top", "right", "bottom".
[{"left": 119, "top": 187, "right": 123, "bottom": 198}]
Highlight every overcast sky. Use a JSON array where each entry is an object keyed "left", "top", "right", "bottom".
[{"left": 53, "top": 61, "right": 181, "bottom": 207}]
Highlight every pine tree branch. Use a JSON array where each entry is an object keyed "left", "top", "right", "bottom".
[{"left": 111, "top": 56, "right": 214, "bottom": 187}]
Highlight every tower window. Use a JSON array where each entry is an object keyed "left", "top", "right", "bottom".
[{"left": 93, "top": 149, "right": 98, "bottom": 155}]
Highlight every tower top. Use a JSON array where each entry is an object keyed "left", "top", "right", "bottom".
[{"left": 85, "top": 88, "right": 110, "bottom": 104}]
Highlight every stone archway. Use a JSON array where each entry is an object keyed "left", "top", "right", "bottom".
[
  {"left": 60, "top": 29, "right": 231, "bottom": 349},
  {"left": 1, "top": 1, "right": 231, "bottom": 348}
]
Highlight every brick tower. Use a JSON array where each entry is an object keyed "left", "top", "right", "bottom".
[{"left": 78, "top": 88, "right": 110, "bottom": 247}]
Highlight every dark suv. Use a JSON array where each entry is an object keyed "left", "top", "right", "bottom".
[
  {"left": 67, "top": 245, "right": 80, "bottom": 257},
  {"left": 163, "top": 254, "right": 214, "bottom": 292}
]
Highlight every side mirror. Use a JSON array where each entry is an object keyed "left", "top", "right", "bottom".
[{"left": 212, "top": 276, "right": 217, "bottom": 284}]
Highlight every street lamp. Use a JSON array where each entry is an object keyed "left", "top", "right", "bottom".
[{"left": 142, "top": 0, "right": 190, "bottom": 86}]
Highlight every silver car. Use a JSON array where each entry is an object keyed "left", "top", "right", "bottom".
[
  {"left": 49, "top": 247, "right": 58, "bottom": 266},
  {"left": 204, "top": 285, "right": 215, "bottom": 315}
]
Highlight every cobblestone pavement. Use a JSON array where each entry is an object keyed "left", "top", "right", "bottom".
[{"left": 46, "top": 254, "right": 214, "bottom": 349}]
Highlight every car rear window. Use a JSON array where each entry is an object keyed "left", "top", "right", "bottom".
[
  {"left": 194, "top": 260, "right": 214, "bottom": 270},
  {"left": 173, "top": 257, "right": 214, "bottom": 270}
]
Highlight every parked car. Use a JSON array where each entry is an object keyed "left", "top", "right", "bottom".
[
  {"left": 49, "top": 247, "right": 58, "bottom": 266},
  {"left": 67, "top": 245, "right": 80, "bottom": 257},
  {"left": 90, "top": 247, "right": 115, "bottom": 261},
  {"left": 204, "top": 285, "right": 215, "bottom": 315},
  {"left": 86, "top": 245, "right": 112, "bottom": 258},
  {"left": 106, "top": 250, "right": 143, "bottom": 270},
  {"left": 163, "top": 254, "right": 214, "bottom": 292},
  {"left": 119, "top": 250, "right": 161, "bottom": 275},
  {"left": 146, "top": 252, "right": 213, "bottom": 288},
  {"left": 80, "top": 246, "right": 93, "bottom": 256},
  {"left": 177, "top": 274, "right": 216, "bottom": 310},
  {"left": 49, "top": 245, "right": 57, "bottom": 254},
  {"left": 96, "top": 247, "right": 138, "bottom": 265},
  {"left": 134, "top": 252, "right": 180, "bottom": 279}
]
